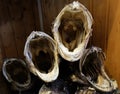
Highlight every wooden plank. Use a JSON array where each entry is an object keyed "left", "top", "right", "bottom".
[
  {"left": 0, "top": 0, "right": 18, "bottom": 58},
  {"left": 0, "top": 22, "right": 18, "bottom": 58},
  {"left": 0, "top": 0, "right": 7, "bottom": 58},
  {"left": 92, "top": 0, "right": 108, "bottom": 51},
  {"left": 11, "top": 21, "right": 26, "bottom": 59},
  {"left": 22, "top": 0, "right": 36, "bottom": 37},
  {"left": 105, "top": 0, "right": 120, "bottom": 88},
  {"left": 0, "top": 0, "right": 9, "bottom": 25},
  {"left": 0, "top": 1, "right": 15, "bottom": 93},
  {"left": 7, "top": 0, "right": 27, "bottom": 58},
  {"left": 7, "top": 0, "right": 38, "bottom": 59},
  {"left": 0, "top": 32, "right": 6, "bottom": 58}
]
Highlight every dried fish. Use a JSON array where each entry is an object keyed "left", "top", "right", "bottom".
[
  {"left": 79, "top": 47, "right": 118, "bottom": 92},
  {"left": 24, "top": 31, "right": 59, "bottom": 82},
  {"left": 52, "top": 1, "right": 93, "bottom": 62},
  {"left": 2, "top": 58, "right": 31, "bottom": 91}
]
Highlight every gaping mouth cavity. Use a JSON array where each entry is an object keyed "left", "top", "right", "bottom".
[
  {"left": 82, "top": 51, "right": 112, "bottom": 89},
  {"left": 82, "top": 52, "right": 102, "bottom": 83},
  {"left": 29, "top": 37, "right": 55, "bottom": 73},
  {"left": 59, "top": 11, "right": 85, "bottom": 51},
  {"left": 6, "top": 60, "right": 29, "bottom": 84}
]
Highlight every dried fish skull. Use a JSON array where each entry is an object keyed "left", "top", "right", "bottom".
[
  {"left": 79, "top": 47, "right": 118, "bottom": 92},
  {"left": 52, "top": 1, "right": 93, "bottom": 62},
  {"left": 24, "top": 31, "right": 59, "bottom": 82},
  {"left": 2, "top": 58, "right": 31, "bottom": 91}
]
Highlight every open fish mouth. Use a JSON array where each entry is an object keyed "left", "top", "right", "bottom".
[
  {"left": 79, "top": 47, "right": 118, "bottom": 92},
  {"left": 24, "top": 31, "right": 59, "bottom": 82},
  {"left": 29, "top": 35, "right": 55, "bottom": 73},
  {"left": 59, "top": 11, "right": 85, "bottom": 52},
  {"left": 52, "top": 1, "right": 93, "bottom": 62},
  {"left": 2, "top": 58, "right": 31, "bottom": 91}
]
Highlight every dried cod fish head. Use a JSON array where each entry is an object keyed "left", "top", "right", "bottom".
[
  {"left": 79, "top": 47, "right": 118, "bottom": 92},
  {"left": 2, "top": 58, "right": 31, "bottom": 91},
  {"left": 24, "top": 31, "right": 59, "bottom": 82},
  {"left": 52, "top": 1, "right": 93, "bottom": 62}
]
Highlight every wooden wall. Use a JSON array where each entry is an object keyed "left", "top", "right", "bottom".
[
  {"left": 0, "top": 0, "right": 120, "bottom": 88},
  {"left": 105, "top": 0, "right": 120, "bottom": 88},
  {"left": 0, "top": 0, "right": 40, "bottom": 59}
]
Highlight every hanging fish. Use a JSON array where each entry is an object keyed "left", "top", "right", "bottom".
[
  {"left": 78, "top": 47, "right": 118, "bottom": 93},
  {"left": 2, "top": 58, "right": 31, "bottom": 91},
  {"left": 52, "top": 1, "right": 93, "bottom": 62},
  {"left": 24, "top": 31, "right": 59, "bottom": 82}
]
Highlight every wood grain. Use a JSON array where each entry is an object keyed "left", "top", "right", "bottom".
[
  {"left": 105, "top": 0, "right": 120, "bottom": 88},
  {"left": 91, "top": 0, "right": 108, "bottom": 51},
  {"left": 0, "top": 0, "right": 18, "bottom": 58}
]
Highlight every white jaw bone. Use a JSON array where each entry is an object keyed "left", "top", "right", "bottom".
[
  {"left": 24, "top": 31, "right": 59, "bottom": 82},
  {"left": 52, "top": 1, "right": 93, "bottom": 62}
]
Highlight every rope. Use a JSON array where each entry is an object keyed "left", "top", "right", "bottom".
[{"left": 37, "top": 0, "right": 44, "bottom": 32}]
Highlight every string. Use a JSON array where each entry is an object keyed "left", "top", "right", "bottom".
[{"left": 37, "top": 0, "right": 44, "bottom": 32}]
